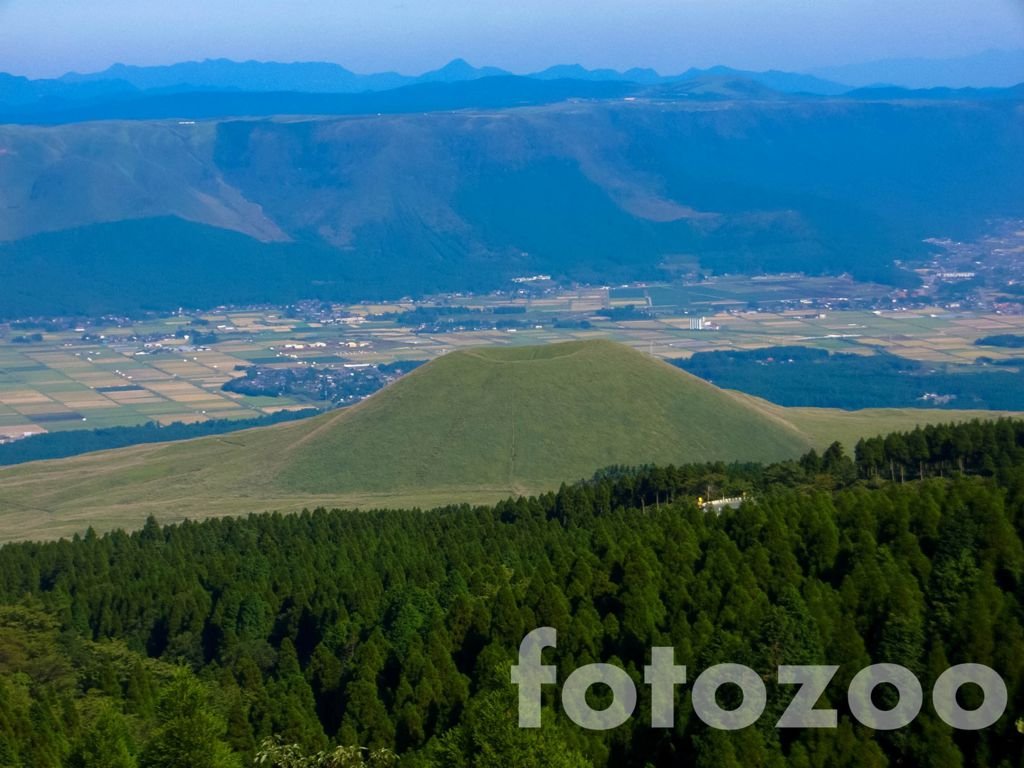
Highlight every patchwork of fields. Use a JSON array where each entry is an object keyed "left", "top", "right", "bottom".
[
  {"left": 2, "top": 280, "right": 1023, "bottom": 440},
  {"left": 0, "top": 319, "right": 311, "bottom": 439},
  {"left": 3, "top": 338, "right": 1020, "bottom": 542}
]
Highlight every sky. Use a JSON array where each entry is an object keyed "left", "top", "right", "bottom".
[{"left": 1, "top": 0, "right": 1023, "bottom": 78}]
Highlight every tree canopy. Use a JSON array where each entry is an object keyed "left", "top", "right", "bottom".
[{"left": 0, "top": 419, "right": 1022, "bottom": 766}]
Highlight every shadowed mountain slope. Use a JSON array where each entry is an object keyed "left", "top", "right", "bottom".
[{"left": 2, "top": 95, "right": 1022, "bottom": 315}]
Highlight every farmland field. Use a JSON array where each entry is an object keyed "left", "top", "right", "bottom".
[
  {"left": 2, "top": 280, "right": 1024, "bottom": 439},
  {"left": 1, "top": 339, "right": 1019, "bottom": 543}
]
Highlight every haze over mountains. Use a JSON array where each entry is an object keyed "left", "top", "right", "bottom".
[
  {"left": 0, "top": 54, "right": 1021, "bottom": 316},
  {"left": 4, "top": 48, "right": 1022, "bottom": 107},
  {"left": 812, "top": 48, "right": 1024, "bottom": 89},
  {"left": 0, "top": 58, "right": 852, "bottom": 108}
]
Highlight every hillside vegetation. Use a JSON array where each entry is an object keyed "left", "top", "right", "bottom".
[
  {"left": 675, "top": 346, "right": 1024, "bottom": 410},
  {"left": 0, "top": 419, "right": 1022, "bottom": 766},
  {"left": 2, "top": 95, "right": 1022, "bottom": 314},
  {"left": 0, "top": 340, "right": 1019, "bottom": 541}
]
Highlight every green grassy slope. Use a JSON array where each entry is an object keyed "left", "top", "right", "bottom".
[
  {"left": 274, "top": 340, "right": 811, "bottom": 494},
  {"left": 0, "top": 340, "right": 1018, "bottom": 542}
]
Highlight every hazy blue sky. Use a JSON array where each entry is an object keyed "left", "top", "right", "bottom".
[{"left": 2, "top": 0, "right": 1023, "bottom": 78}]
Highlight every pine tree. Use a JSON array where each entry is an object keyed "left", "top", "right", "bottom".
[{"left": 139, "top": 672, "right": 240, "bottom": 768}]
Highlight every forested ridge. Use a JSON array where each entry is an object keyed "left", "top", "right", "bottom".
[
  {"left": 1, "top": 419, "right": 1023, "bottom": 767},
  {"left": 0, "top": 410, "right": 319, "bottom": 468},
  {"left": 673, "top": 346, "right": 1024, "bottom": 410}
]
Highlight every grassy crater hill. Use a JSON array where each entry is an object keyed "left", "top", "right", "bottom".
[{"left": 0, "top": 339, "right": 1017, "bottom": 541}]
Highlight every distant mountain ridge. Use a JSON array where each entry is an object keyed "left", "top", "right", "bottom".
[
  {"left": 0, "top": 76, "right": 642, "bottom": 124},
  {"left": 6, "top": 51, "right": 1021, "bottom": 112},
  {"left": 5, "top": 55, "right": 1022, "bottom": 125},
  {"left": 4, "top": 71, "right": 1020, "bottom": 127},
  {"left": 1, "top": 58, "right": 1020, "bottom": 318},
  {"left": 2, "top": 57, "right": 850, "bottom": 104}
]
